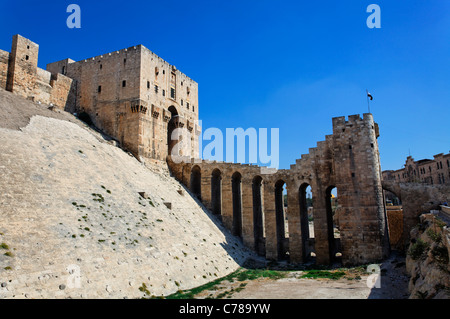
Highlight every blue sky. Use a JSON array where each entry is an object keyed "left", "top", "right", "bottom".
[{"left": 1, "top": 0, "right": 449, "bottom": 171}]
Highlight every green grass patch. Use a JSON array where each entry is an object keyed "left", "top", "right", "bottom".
[
  {"left": 300, "top": 269, "right": 346, "bottom": 280},
  {"left": 152, "top": 265, "right": 364, "bottom": 299},
  {"left": 163, "top": 269, "right": 242, "bottom": 299},
  {"left": 236, "top": 269, "right": 286, "bottom": 281},
  {"left": 161, "top": 268, "right": 287, "bottom": 299}
]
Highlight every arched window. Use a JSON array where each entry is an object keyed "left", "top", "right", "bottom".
[
  {"left": 211, "top": 169, "right": 222, "bottom": 216},
  {"left": 326, "top": 186, "right": 341, "bottom": 261},
  {"left": 167, "top": 106, "right": 179, "bottom": 156},
  {"left": 275, "top": 180, "right": 288, "bottom": 260},
  {"left": 231, "top": 172, "right": 243, "bottom": 238},
  {"left": 190, "top": 165, "right": 201, "bottom": 200},
  {"left": 299, "top": 183, "right": 314, "bottom": 261},
  {"left": 252, "top": 176, "right": 264, "bottom": 256}
]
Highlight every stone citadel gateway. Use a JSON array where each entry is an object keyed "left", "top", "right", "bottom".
[{"left": 1, "top": 34, "right": 392, "bottom": 266}]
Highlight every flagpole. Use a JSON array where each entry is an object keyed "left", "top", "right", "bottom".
[{"left": 366, "top": 89, "right": 371, "bottom": 113}]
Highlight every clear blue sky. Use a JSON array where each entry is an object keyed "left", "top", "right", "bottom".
[{"left": 1, "top": 0, "right": 449, "bottom": 171}]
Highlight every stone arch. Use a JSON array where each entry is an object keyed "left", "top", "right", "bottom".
[
  {"left": 299, "top": 182, "right": 314, "bottom": 261},
  {"left": 211, "top": 168, "right": 222, "bottom": 217},
  {"left": 325, "top": 185, "right": 341, "bottom": 262},
  {"left": 231, "top": 171, "right": 243, "bottom": 238},
  {"left": 381, "top": 182, "right": 403, "bottom": 250},
  {"left": 382, "top": 181, "right": 402, "bottom": 206},
  {"left": 252, "top": 175, "right": 265, "bottom": 256},
  {"left": 190, "top": 165, "right": 201, "bottom": 200},
  {"left": 167, "top": 105, "right": 179, "bottom": 157},
  {"left": 275, "top": 179, "right": 288, "bottom": 260}
]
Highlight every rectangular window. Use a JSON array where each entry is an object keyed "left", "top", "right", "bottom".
[
  {"left": 147, "top": 81, "right": 150, "bottom": 89},
  {"left": 186, "top": 102, "right": 190, "bottom": 109},
  {"left": 154, "top": 85, "right": 159, "bottom": 93},
  {"left": 122, "top": 80, "right": 126, "bottom": 87},
  {"left": 162, "top": 89, "right": 165, "bottom": 97},
  {"left": 170, "top": 87, "right": 176, "bottom": 99},
  {"left": 98, "top": 86, "right": 102, "bottom": 93}
]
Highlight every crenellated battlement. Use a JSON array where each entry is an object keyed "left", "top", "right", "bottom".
[
  {"left": 0, "top": 33, "right": 389, "bottom": 267},
  {"left": 169, "top": 111, "right": 388, "bottom": 265},
  {"left": 0, "top": 35, "right": 72, "bottom": 109}
]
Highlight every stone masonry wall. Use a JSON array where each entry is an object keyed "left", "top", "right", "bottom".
[
  {"left": 382, "top": 180, "right": 450, "bottom": 251},
  {"left": 46, "top": 43, "right": 199, "bottom": 163},
  {"left": 1, "top": 35, "right": 72, "bottom": 110},
  {"left": 169, "top": 113, "right": 390, "bottom": 266},
  {"left": 0, "top": 49, "right": 9, "bottom": 90},
  {"left": 1, "top": 34, "right": 390, "bottom": 267},
  {"left": 4, "top": 33, "right": 200, "bottom": 164}
]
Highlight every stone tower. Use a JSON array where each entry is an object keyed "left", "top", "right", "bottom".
[
  {"left": 169, "top": 113, "right": 390, "bottom": 266},
  {"left": 6, "top": 35, "right": 39, "bottom": 96},
  {"left": 47, "top": 45, "right": 200, "bottom": 163},
  {"left": 330, "top": 114, "right": 390, "bottom": 264},
  {"left": 0, "top": 35, "right": 72, "bottom": 109}
]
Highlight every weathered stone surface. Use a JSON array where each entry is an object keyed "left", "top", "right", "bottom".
[
  {"left": 382, "top": 181, "right": 450, "bottom": 250},
  {"left": 405, "top": 212, "right": 450, "bottom": 299},
  {"left": 46, "top": 41, "right": 199, "bottom": 163},
  {"left": 0, "top": 94, "right": 256, "bottom": 298},
  {"left": 169, "top": 114, "right": 390, "bottom": 266},
  {"left": 1, "top": 35, "right": 72, "bottom": 110},
  {"left": 1, "top": 34, "right": 199, "bottom": 164}
]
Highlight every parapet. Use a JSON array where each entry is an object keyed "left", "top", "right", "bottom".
[
  {"left": 1, "top": 34, "right": 73, "bottom": 110},
  {"left": 332, "top": 113, "right": 375, "bottom": 135}
]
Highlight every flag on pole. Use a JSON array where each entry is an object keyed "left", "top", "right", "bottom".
[{"left": 366, "top": 89, "right": 373, "bottom": 113}]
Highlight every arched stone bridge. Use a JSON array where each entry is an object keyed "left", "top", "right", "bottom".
[
  {"left": 169, "top": 114, "right": 391, "bottom": 266},
  {"left": 382, "top": 179, "right": 450, "bottom": 250}
]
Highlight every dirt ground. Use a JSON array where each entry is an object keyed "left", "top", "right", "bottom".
[{"left": 194, "top": 252, "right": 410, "bottom": 299}]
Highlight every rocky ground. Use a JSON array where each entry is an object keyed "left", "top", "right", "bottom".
[
  {"left": 167, "top": 251, "right": 410, "bottom": 299},
  {"left": 0, "top": 89, "right": 256, "bottom": 298},
  {"left": 405, "top": 212, "right": 450, "bottom": 299}
]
